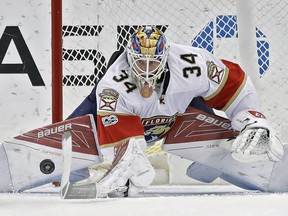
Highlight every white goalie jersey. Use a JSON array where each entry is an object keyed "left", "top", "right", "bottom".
[{"left": 96, "top": 43, "right": 260, "bottom": 148}]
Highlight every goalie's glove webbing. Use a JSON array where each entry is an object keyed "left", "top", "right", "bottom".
[{"left": 231, "top": 110, "right": 284, "bottom": 163}]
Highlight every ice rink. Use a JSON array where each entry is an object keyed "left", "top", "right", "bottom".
[{"left": 1, "top": 184, "right": 288, "bottom": 216}]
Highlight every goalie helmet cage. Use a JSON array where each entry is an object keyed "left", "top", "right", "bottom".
[{"left": 51, "top": 0, "right": 288, "bottom": 184}]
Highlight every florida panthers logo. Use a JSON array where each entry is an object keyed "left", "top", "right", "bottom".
[
  {"left": 98, "top": 88, "right": 119, "bottom": 111},
  {"left": 142, "top": 115, "right": 177, "bottom": 143},
  {"left": 207, "top": 61, "right": 225, "bottom": 84}
]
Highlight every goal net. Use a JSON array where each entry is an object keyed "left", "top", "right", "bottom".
[{"left": 58, "top": 0, "right": 288, "bottom": 184}]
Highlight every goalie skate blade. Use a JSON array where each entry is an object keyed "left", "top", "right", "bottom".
[{"left": 61, "top": 182, "right": 97, "bottom": 199}]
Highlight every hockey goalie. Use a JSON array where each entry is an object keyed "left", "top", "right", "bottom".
[{"left": 0, "top": 25, "right": 287, "bottom": 197}]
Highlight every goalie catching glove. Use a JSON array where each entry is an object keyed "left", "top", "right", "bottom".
[
  {"left": 231, "top": 110, "right": 284, "bottom": 163},
  {"left": 96, "top": 138, "right": 155, "bottom": 197}
]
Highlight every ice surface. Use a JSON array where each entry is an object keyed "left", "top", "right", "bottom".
[{"left": 1, "top": 184, "right": 288, "bottom": 216}]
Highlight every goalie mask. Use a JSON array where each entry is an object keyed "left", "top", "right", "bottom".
[{"left": 127, "top": 26, "right": 169, "bottom": 98}]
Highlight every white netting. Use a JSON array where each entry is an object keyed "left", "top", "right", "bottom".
[
  {"left": 62, "top": 0, "right": 239, "bottom": 118},
  {"left": 253, "top": 0, "right": 288, "bottom": 133}
]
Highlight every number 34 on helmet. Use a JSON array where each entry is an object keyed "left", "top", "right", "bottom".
[{"left": 126, "top": 26, "right": 169, "bottom": 98}]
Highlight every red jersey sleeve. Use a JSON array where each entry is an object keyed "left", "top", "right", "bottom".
[
  {"left": 97, "top": 112, "right": 144, "bottom": 147},
  {"left": 204, "top": 59, "right": 247, "bottom": 110}
]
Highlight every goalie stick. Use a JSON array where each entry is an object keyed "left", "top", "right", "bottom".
[
  {"left": 60, "top": 131, "right": 128, "bottom": 199},
  {"left": 60, "top": 131, "right": 97, "bottom": 199}
]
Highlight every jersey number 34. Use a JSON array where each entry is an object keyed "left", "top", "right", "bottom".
[{"left": 112, "top": 53, "right": 202, "bottom": 93}]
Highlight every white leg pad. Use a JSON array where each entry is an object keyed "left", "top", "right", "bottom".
[{"left": 0, "top": 144, "right": 12, "bottom": 192}]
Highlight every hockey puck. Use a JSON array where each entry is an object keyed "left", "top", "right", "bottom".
[{"left": 40, "top": 159, "right": 55, "bottom": 174}]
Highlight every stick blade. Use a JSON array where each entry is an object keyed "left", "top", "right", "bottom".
[
  {"left": 61, "top": 182, "right": 97, "bottom": 199},
  {"left": 60, "top": 131, "right": 98, "bottom": 199}
]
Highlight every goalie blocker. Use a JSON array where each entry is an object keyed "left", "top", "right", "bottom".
[{"left": 0, "top": 114, "right": 102, "bottom": 192}]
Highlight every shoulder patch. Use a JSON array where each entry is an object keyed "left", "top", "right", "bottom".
[
  {"left": 98, "top": 88, "right": 119, "bottom": 111},
  {"left": 207, "top": 61, "right": 225, "bottom": 84},
  {"left": 101, "top": 115, "right": 119, "bottom": 127}
]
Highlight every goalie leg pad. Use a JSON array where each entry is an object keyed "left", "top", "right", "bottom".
[
  {"left": 186, "top": 162, "right": 223, "bottom": 183},
  {"left": 1, "top": 140, "right": 94, "bottom": 192},
  {"left": 0, "top": 144, "right": 12, "bottom": 192},
  {"left": 0, "top": 115, "right": 102, "bottom": 192}
]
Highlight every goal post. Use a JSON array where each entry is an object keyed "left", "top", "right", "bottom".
[
  {"left": 235, "top": 0, "right": 258, "bottom": 87},
  {"left": 51, "top": 0, "right": 63, "bottom": 123}
]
